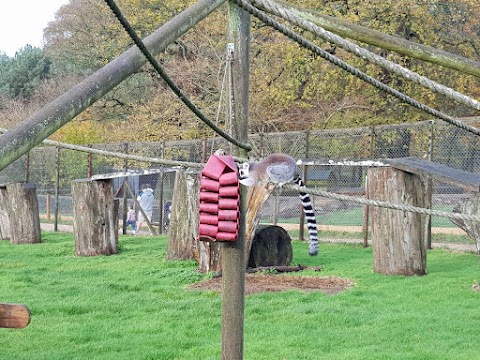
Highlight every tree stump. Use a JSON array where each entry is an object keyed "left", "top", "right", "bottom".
[
  {"left": 72, "top": 179, "right": 118, "bottom": 256},
  {"left": 244, "top": 182, "right": 276, "bottom": 264},
  {"left": 248, "top": 225, "right": 292, "bottom": 268},
  {"left": 0, "top": 185, "right": 10, "bottom": 240},
  {"left": 192, "top": 176, "right": 275, "bottom": 273},
  {"left": 368, "top": 167, "right": 427, "bottom": 275},
  {"left": 6, "top": 183, "right": 41, "bottom": 245},
  {"left": 167, "top": 169, "right": 200, "bottom": 261}
]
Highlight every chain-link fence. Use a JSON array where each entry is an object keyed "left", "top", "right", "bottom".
[{"left": 1, "top": 117, "right": 479, "bottom": 238}]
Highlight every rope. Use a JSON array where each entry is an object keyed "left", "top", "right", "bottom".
[
  {"left": 285, "top": 183, "right": 480, "bottom": 223},
  {"left": 0, "top": 128, "right": 203, "bottom": 169},
  {"left": 231, "top": 0, "right": 480, "bottom": 137},
  {"left": 210, "top": 50, "right": 230, "bottom": 154},
  {"left": 102, "top": 0, "right": 252, "bottom": 151},
  {"left": 251, "top": 0, "right": 480, "bottom": 111}
]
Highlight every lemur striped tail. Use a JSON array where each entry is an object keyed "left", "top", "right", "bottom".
[{"left": 293, "top": 175, "right": 319, "bottom": 256}]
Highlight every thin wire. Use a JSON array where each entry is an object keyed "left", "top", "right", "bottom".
[
  {"left": 231, "top": 0, "right": 480, "bottom": 137},
  {"left": 102, "top": 0, "right": 252, "bottom": 151}
]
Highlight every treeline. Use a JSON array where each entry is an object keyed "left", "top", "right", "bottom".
[{"left": 0, "top": 0, "right": 479, "bottom": 145}]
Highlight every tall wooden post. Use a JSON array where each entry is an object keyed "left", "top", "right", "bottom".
[
  {"left": 158, "top": 170, "right": 165, "bottom": 235},
  {"left": 363, "top": 126, "right": 375, "bottom": 247},
  {"left": 222, "top": 3, "right": 250, "bottom": 359},
  {"left": 24, "top": 152, "right": 30, "bottom": 182},
  {"left": 54, "top": 147, "right": 60, "bottom": 232},
  {"left": 299, "top": 164, "right": 307, "bottom": 241},
  {"left": 122, "top": 143, "right": 129, "bottom": 235},
  {"left": 424, "top": 120, "right": 435, "bottom": 249}
]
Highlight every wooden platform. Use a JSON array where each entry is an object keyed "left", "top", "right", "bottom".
[{"left": 390, "top": 157, "right": 480, "bottom": 192}]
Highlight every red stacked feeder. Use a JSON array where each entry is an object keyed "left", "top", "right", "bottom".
[{"left": 198, "top": 155, "right": 240, "bottom": 242}]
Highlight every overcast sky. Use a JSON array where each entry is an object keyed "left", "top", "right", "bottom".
[{"left": 0, "top": 0, "right": 70, "bottom": 57}]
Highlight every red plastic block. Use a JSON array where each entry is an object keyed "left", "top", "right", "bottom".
[{"left": 198, "top": 154, "right": 240, "bottom": 243}]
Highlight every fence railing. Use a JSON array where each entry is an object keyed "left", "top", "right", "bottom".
[{"left": 1, "top": 117, "right": 479, "bottom": 237}]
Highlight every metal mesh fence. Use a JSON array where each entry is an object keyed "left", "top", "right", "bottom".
[{"left": 1, "top": 117, "right": 479, "bottom": 238}]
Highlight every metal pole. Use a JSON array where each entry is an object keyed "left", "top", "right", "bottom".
[{"left": 222, "top": 3, "right": 250, "bottom": 359}]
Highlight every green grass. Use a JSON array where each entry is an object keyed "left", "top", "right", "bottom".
[{"left": 1, "top": 233, "right": 479, "bottom": 359}]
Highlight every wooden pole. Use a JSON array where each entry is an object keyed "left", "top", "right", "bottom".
[
  {"left": 122, "top": 143, "right": 129, "bottom": 235},
  {"left": 363, "top": 126, "right": 375, "bottom": 247},
  {"left": 87, "top": 147, "right": 93, "bottom": 178},
  {"left": 0, "top": 0, "right": 227, "bottom": 172},
  {"left": 54, "top": 147, "right": 60, "bottom": 232},
  {"left": 425, "top": 120, "right": 435, "bottom": 250},
  {"left": 158, "top": 170, "right": 164, "bottom": 235},
  {"left": 46, "top": 193, "right": 51, "bottom": 221},
  {"left": 222, "top": 3, "right": 250, "bottom": 359},
  {"left": 299, "top": 164, "right": 307, "bottom": 241},
  {"left": 24, "top": 152, "right": 30, "bottom": 182},
  {"left": 267, "top": 0, "right": 480, "bottom": 78}
]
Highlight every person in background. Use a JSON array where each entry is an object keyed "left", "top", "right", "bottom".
[
  {"left": 126, "top": 205, "right": 137, "bottom": 235},
  {"left": 136, "top": 183, "right": 154, "bottom": 234},
  {"left": 163, "top": 201, "right": 172, "bottom": 232}
]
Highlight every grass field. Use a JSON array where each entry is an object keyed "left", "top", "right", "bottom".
[{"left": 1, "top": 233, "right": 479, "bottom": 359}]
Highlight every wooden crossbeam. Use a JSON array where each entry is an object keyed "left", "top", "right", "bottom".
[
  {"left": 0, "top": 303, "right": 31, "bottom": 329},
  {"left": 390, "top": 157, "right": 480, "bottom": 192}
]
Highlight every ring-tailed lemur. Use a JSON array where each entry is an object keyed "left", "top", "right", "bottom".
[{"left": 238, "top": 153, "right": 319, "bottom": 256}]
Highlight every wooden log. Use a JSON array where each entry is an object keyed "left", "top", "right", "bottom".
[
  {"left": 6, "top": 183, "right": 41, "bottom": 245},
  {"left": 247, "top": 225, "right": 292, "bottom": 268},
  {"left": 244, "top": 182, "right": 276, "bottom": 264},
  {"left": 246, "top": 265, "right": 321, "bottom": 273},
  {"left": 0, "top": 303, "right": 31, "bottom": 329},
  {"left": 167, "top": 169, "right": 199, "bottom": 260},
  {"left": 368, "top": 167, "right": 427, "bottom": 275},
  {"left": 72, "top": 179, "right": 118, "bottom": 256},
  {"left": 0, "top": 185, "right": 10, "bottom": 240}
]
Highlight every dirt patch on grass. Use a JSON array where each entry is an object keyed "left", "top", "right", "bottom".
[{"left": 188, "top": 274, "right": 354, "bottom": 295}]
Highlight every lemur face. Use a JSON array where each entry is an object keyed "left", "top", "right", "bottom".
[{"left": 238, "top": 162, "right": 255, "bottom": 186}]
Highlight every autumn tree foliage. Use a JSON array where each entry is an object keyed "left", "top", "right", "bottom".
[{"left": 0, "top": 0, "right": 479, "bottom": 144}]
